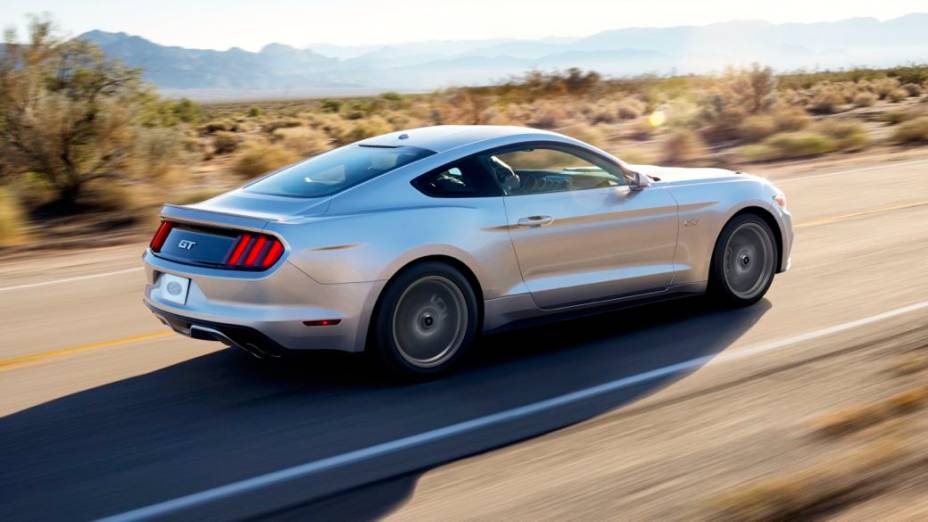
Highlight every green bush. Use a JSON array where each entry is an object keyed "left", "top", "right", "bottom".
[
  {"left": 738, "top": 131, "right": 836, "bottom": 161},
  {"left": 892, "top": 116, "right": 928, "bottom": 144},
  {"left": 883, "top": 110, "right": 915, "bottom": 125},
  {"left": 818, "top": 120, "right": 869, "bottom": 151},
  {"left": 247, "top": 106, "right": 262, "bottom": 118}
]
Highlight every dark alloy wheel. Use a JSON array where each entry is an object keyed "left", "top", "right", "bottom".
[
  {"left": 371, "top": 262, "right": 479, "bottom": 379},
  {"left": 709, "top": 214, "right": 777, "bottom": 306}
]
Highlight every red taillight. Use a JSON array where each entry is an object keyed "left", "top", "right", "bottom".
[
  {"left": 227, "top": 234, "right": 252, "bottom": 265},
  {"left": 261, "top": 240, "right": 284, "bottom": 268},
  {"left": 150, "top": 221, "right": 173, "bottom": 252},
  {"left": 224, "top": 233, "right": 284, "bottom": 270}
]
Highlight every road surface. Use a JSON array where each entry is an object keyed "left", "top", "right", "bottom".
[{"left": 1, "top": 155, "right": 928, "bottom": 520}]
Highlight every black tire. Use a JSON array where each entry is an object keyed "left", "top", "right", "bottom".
[
  {"left": 708, "top": 213, "right": 777, "bottom": 307},
  {"left": 370, "top": 261, "right": 479, "bottom": 379}
]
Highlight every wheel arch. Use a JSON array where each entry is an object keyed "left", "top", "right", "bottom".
[
  {"left": 364, "top": 254, "right": 485, "bottom": 351},
  {"left": 720, "top": 206, "right": 784, "bottom": 272}
]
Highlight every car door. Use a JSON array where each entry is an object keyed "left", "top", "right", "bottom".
[{"left": 488, "top": 144, "right": 678, "bottom": 309}]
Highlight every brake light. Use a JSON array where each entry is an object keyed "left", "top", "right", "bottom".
[
  {"left": 225, "top": 233, "right": 284, "bottom": 269},
  {"left": 150, "top": 221, "right": 174, "bottom": 252}
]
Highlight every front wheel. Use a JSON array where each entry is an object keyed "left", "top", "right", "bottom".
[
  {"left": 370, "top": 262, "right": 479, "bottom": 379},
  {"left": 708, "top": 214, "right": 777, "bottom": 307}
]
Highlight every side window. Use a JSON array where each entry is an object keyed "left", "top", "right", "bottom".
[
  {"left": 486, "top": 146, "right": 626, "bottom": 196},
  {"left": 412, "top": 156, "right": 502, "bottom": 198}
]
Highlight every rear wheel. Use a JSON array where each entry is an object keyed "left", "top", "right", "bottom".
[
  {"left": 709, "top": 214, "right": 777, "bottom": 307},
  {"left": 371, "top": 262, "right": 478, "bottom": 379}
]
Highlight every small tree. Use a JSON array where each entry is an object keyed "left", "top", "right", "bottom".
[{"left": 0, "top": 16, "right": 175, "bottom": 206}]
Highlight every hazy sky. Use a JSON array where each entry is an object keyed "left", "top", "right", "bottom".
[{"left": 2, "top": 0, "right": 925, "bottom": 51}]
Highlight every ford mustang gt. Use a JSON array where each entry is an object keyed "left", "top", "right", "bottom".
[{"left": 144, "top": 125, "right": 792, "bottom": 377}]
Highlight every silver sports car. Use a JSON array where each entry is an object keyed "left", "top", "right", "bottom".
[{"left": 144, "top": 125, "right": 792, "bottom": 377}]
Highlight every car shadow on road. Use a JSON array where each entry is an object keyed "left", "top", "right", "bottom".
[{"left": 0, "top": 297, "right": 769, "bottom": 521}]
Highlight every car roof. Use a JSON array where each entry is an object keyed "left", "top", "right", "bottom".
[{"left": 357, "top": 125, "right": 563, "bottom": 153}]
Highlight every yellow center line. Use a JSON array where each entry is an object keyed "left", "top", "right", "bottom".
[
  {"left": 796, "top": 200, "right": 928, "bottom": 229},
  {"left": 0, "top": 331, "right": 173, "bottom": 372}
]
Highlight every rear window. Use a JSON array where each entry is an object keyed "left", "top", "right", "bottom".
[{"left": 245, "top": 144, "right": 435, "bottom": 197}]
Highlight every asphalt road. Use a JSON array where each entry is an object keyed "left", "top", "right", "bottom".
[{"left": 1, "top": 156, "right": 928, "bottom": 521}]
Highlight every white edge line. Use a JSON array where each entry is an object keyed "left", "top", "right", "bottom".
[
  {"left": 100, "top": 299, "right": 928, "bottom": 522},
  {"left": 0, "top": 267, "right": 143, "bottom": 293}
]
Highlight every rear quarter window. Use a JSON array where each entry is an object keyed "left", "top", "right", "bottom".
[{"left": 246, "top": 144, "right": 434, "bottom": 197}]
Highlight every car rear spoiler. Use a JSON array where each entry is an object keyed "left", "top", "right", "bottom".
[{"left": 160, "top": 204, "right": 270, "bottom": 234}]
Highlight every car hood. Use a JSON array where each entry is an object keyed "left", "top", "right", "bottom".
[{"left": 628, "top": 164, "right": 743, "bottom": 185}]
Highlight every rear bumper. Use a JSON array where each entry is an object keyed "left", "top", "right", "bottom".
[{"left": 143, "top": 250, "right": 385, "bottom": 353}]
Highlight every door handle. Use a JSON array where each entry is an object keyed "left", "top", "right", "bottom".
[{"left": 517, "top": 215, "right": 554, "bottom": 227}]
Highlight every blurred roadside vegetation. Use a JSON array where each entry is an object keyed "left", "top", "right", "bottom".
[{"left": 2, "top": 16, "right": 928, "bottom": 248}]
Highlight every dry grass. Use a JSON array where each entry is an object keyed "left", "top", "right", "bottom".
[
  {"left": 231, "top": 142, "right": 300, "bottom": 179},
  {"left": 711, "top": 439, "right": 908, "bottom": 522},
  {"left": 661, "top": 129, "right": 707, "bottom": 165},
  {"left": 812, "top": 385, "right": 928, "bottom": 438},
  {"left": 271, "top": 126, "right": 332, "bottom": 157},
  {"left": 853, "top": 92, "right": 877, "bottom": 108},
  {"left": 0, "top": 188, "right": 28, "bottom": 246},
  {"left": 212, "top": 131, "right": 242, "bottom": 155}
]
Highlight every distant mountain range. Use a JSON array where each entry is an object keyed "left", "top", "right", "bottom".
[{"left": 78, "top": 14, "right": 928, "bottom": 100}]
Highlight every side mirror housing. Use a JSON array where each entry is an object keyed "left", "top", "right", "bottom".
[{"left": 629, "top": 171, "right": 651, "bottom": 191}]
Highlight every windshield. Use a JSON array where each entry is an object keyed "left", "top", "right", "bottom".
[{"left": 245, "top": 144, "right": 435, "bottom": 197}]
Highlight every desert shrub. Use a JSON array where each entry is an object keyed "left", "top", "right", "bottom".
[
  {"left": 232, "top": 142, "right": 300, "bottom": 179},
  {"left": 272, "top": 126, "right": 331, "bottom": 157},
  {"left": 771, "top": 106, "right": 811, "bottom": 131},
  {"left": 79, "top": 180, "right": 142, "bottom": 213},
  {"left": 817, "top": 120, "right": 869, "bottom": 151},
  {"left": 807, "top": 86, "right": 845, "bottom": 114},
  {"left": 319, "top": 99, "right": 342, "bottom": 113},
  {"left": 247, "top": 106, "right": 262, "bottom": 118},
  {"left": 661, "top": 129, "right": 707, "bottom": 164},
  {"left": 630, "top": 117, "right": 655, "bottom": 141},
  {"left": 558, "top": 123, "right": 607, "bottom": 149},
  {"left": 0, "top": 18, "right": 187, "bottom": 206},
  {"left": 0, "top": 188, "right": 27, "bottom": 246},
  {"left": 697, "top": 64, "right": 778, "bottom": 142},
  {"left": 853, "top": 92, "right": 877, "bottom": 107},
  {"left": 133, "top": 128, "right": 184, "bottom": 181},
  {"left": 168, "top": 188, "right": 227, "bottom": 205},
  {"left": 882, "top": 109, "right": 916, "bottom": 125},
  {"left": 333, "top": 116, "right": 392, "bottom": 145},
  {"left": 892, "top": 116, "right": 928, "bottom": 144},
  {"left": 616, "top": 98, "right": 645, "bottom": 120},
  {"left": 902, "top": 83, "right": 923, "bottom": 97},
  {"left": 200, "top": 120, "right": 239, "bottom": 134},
  {"left": 872, "top": 77, "right": 901, "bottom": 99},
  {"left": 887, "top": 89, "right": 908, "bottom": 102},
  {"left": 588, "top": 105, "right": 617, "bottom": 125},
  {"left": 528, "top": 101, "right": 568, "bottom": 129},
  {"left": 261, "top": 118, "right": 303, "bottom": 133},
  {"left": 738, "top": 131, "right": 836, "bottom": 162},
  {"left": 737, "top": 114, "right": 778, "bottom": 142},
  {"left": 212, "top": 132, "right": 241, "bottom": 154}
]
